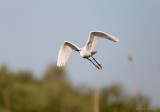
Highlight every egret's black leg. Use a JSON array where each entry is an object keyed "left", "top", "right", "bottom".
[
  {"left": 91, "top": 56, "right": 102, "bottom": 69},
  {"left": 87, "top": 58, "right": 100, "bottom": 70}
]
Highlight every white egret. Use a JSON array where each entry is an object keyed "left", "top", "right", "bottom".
[{"left": 57, "top": 31, "right": 119, "bottom": 70}]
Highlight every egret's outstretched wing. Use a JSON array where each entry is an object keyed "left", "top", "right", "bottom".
[
  {"left": 57, "top": 41, "right": 80, "bottom": 67},
  {"left": 85, "top": 31, "right": 119, "bottom": 50}
]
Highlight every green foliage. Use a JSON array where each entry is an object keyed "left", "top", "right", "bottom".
[{"left": 0, "top": 64, "right": 159, "bottom": 112}]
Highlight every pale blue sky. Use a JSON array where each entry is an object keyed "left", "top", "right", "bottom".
[{"left": 0, "top": 0, "right": 160, "bottom": 106}]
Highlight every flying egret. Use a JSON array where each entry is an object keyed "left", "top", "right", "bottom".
[{"left": 57, "top": 31, "right": 119, "bottom": 70}]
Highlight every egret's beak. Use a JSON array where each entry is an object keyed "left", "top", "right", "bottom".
[{"left": 75, "top": 49, "right": 80, "bottom": 52}]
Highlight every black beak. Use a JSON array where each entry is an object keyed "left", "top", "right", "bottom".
[{"left": 75, "top": 49, "right": 80, "bottom": 52}]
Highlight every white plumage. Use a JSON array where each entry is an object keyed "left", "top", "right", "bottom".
[{"left": 57, "top": 31, "right": 119, "bottom": 69}]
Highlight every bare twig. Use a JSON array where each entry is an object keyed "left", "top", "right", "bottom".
[
  {"left": 128, "top": 56, "right": 141, "bottom": 112},
  {"left": 94, "top": 68, "right": 99, "bottom": 112}
]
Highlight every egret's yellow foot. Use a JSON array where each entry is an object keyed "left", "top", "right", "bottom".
[
  {"left": 96, "top": 65, "right": 100, "bottom": 70},
  {"left": 98, "top": 64, "right": 102, "bottom": 69}
]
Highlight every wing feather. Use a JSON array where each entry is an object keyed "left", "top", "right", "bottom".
[
  {"left": 57, "top": 41, "right": 80, "bottom": 67},
  {"left": 85, "top": 31, "right": 119, "bottom": 50}
]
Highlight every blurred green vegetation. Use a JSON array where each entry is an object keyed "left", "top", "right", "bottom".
[{"left": 0, "top": 64, "right": 159, "bottom": 112}]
